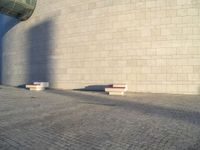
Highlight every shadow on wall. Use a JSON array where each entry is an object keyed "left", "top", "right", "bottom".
[
  {"left": 25, "top": 19, "right": 54, "bottom": 86},
  {"left": 0, "top": 14, "right": 18, "bottom": 84}
]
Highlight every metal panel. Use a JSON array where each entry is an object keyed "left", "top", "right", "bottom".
[{"left": 0, "top": 0, "right": 37, "bottom": 21}]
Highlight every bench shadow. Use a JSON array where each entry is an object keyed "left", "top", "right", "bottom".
[
  {"left": 74, "top": 84, "right": 111, "bottom": 92},
  {"left": 17, "top": 84, "right": 27, "bottom": 89},
  {"left": 47, "top": 89, "right": 200, "bottom": 126}
]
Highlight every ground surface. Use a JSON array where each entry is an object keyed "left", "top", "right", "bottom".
[{"left": 0, "top": 85, "right": 200, "bottom": 150}]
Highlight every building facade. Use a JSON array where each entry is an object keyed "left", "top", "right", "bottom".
[{"left": 0, "top": 0, "right": 200, "bottom": 94}]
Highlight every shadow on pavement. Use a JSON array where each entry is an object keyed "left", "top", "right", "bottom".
[{"left": 46, "top": 89, "right": 200, "bottom": 126}]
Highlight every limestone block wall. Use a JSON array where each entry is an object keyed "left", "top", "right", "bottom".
[{"left": 1, "top": 0, "right": 200, "bottom": 94}]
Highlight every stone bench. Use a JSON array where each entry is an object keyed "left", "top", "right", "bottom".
[
  {"left": 26, "top": 82, "right": 49, "bottom": 91},
  {"left": 105, "top": 84, "right": 128, "bottom": 95}
]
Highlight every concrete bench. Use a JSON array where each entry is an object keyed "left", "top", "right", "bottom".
[
  {"left": 26, "top": 82, "right": 49, "bottom": 91},
  {"left": 33, "top": 82, "right": 49, "bottom": 88},
  {"left": 105, "top": 84, "right": 128, "bottom": 95}
]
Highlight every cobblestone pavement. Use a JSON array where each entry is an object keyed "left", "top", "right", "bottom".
[{"left": 1, "top": 86, "right": 200, "bottom": 150}]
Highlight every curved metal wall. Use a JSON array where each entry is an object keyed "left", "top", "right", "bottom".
[{"left": 0, "top": 0, "right": 37, "bottom": 21}]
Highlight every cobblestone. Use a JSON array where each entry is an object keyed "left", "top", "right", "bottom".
[{"left": 0, "top": 86, "right": 200, "bottom": 150}]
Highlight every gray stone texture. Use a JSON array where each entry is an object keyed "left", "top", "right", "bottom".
[
  {"left": 1, "top": 85, "right": 200, "bottom": 149},
  {"left": 0, "top": 0, "right": 200, "bottom": 94}
]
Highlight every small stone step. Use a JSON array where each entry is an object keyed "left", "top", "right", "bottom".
[
  {"left": 29, "top": 86, "right": 45, "bottom": 91},
  {"left": 26, "top": 82, "right": 49, "bottom": 91},
  {"left": 105, "top": 87, "right": 127, "bottom": 92},
  {"left": 26, "top": 84, "right": 41, "bottom": 88},
  {"left": 109, "top": 91, "right": 124, "bottom": 96},
  {"left": 112, "top": 84, "right": 128, "bottom": 91},
  {"left": 113, "top": 84, "right": 127, "bottom": 88},
  {"left": 105, "top": 84, "right": 128, "bottom": 96},
  {"left": 33, "top": 82, "right": 49, "bottom": 88}
]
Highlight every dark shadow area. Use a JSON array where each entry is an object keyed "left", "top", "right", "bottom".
[
  {"left": 47, "top": 89, "right": 200, "bottom": 126},
  {"left": 25, "top": 19, "right": 54, "bottom": 85},
  {"left": 0, "top": 14, "right": 18, "bottom": 84},
  {"left": 74, "top": 84, "right": 111, "bottom": 92},
  {"left": 17, "top": 84, "right": 27, "bottom": 89}
]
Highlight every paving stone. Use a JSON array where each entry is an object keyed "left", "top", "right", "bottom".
[{"left": 0, "top": 85, "right": 200, "bottom": 150}]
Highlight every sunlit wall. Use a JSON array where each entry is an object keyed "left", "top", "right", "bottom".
[{"left": 1, "top": 0, "right": 200, "bottom": 94}]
